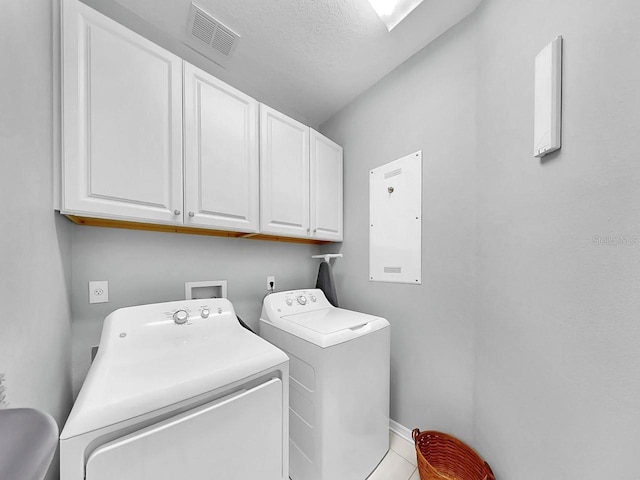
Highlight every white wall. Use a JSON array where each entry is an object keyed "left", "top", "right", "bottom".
[
  {"left": 323, "top": 0, "right": 640, "bottom": 478},
  {"left": 0, "top": 10, "right": 323, "bottom": 480},
  {"left": 320, "top": 19, "right": 478, "bottom": 441},
  {"left": 70, "top": 226, "right": 322, "bottom": 395},
  {"left": 0, "top": 2, "right": 73, "bottom": 479},
  {"left": 5, "top": 0, "right": 639, "bottom": 478},
  {"left": 474, "top": 0, "right": 640, "bottom": 478}
]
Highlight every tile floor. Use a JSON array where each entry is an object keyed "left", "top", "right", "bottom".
[{"left": 367, "top": 431, "right": 420, "bottom": 480}]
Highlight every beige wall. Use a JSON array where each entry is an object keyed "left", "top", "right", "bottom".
[
  {"left": 322, "top": 0, "right": 640, "bottom": 478},
  {"left": 0, "top": 2, "right": 73, "bottom": 479}
]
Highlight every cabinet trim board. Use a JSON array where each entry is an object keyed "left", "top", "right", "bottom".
[{"left": 65, "top": 215, "right": 331, "bottom": 245}]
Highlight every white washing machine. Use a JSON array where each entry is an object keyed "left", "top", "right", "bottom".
[
  {"left": 260, "top": 289, "right": 390, "bottom": 480},
  {"left": 60, "top": 298, "right": 289, "bottom": 480}
]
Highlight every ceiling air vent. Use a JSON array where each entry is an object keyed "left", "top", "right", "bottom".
[{"left": 187, "top": 4, "right": 239, "bottom": 59}]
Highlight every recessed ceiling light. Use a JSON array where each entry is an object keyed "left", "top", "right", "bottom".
[{"left": 366, "top": 0, "right": 425, "bottom": 31}]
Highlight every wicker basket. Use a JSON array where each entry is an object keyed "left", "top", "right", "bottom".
[{"left": 412, "top": 429, "right": 495, "bottom": 480}]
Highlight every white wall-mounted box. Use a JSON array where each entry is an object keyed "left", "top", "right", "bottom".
[
  {"left": 534, "top": 35, "right": 563, "bottom": 158},
  {"left": 369, "top": 151, "right": 422, "bottom": 285},
  {"left": 185, "top": 280, "right": 227, "bottom": 300}
]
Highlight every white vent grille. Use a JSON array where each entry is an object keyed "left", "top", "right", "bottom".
[
  {"left": 187, "top": 4, "right": 239, "bottom": 58},
  {"left": 192, "top": 10, "right": 215, "bottom": 44},
  {"left": 384, "top": 168, "right": 402, "bottom": 179},
  {"left": 213, "top": 26, "right": 236, "bottom": 56}
]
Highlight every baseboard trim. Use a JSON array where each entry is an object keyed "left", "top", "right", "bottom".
[{"left": 389, "top": 419, "right": 413, "bottom": 442}]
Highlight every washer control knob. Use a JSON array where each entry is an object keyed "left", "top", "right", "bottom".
[
  {"left": 173, "top": 309, "right": 189, "bottom": 324},
  {"left": 286, "top": 299, "right": 293, "bottom": 306},
  {"left": 310, "top": 295, "right": 316, "bottom": 302},
  {"left": 297, "top": 295, "right": 307, "bottom": 305},
  {"left": 201, "top": 308, "right": 210, "bottom": 319}
]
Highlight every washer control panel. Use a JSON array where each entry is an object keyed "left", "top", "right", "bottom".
[{"left": 265, "top": 289, "right": 331, "bottom": 315}]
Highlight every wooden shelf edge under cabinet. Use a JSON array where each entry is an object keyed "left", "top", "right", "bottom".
[{"left": 65, "top": 215, "right": 332, "bottom": 245}]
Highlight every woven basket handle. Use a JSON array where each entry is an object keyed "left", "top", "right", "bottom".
[
  {"left": 484, "top": 461, "right": 496, "bottom": 480},
  {"left": 411, "top": 428, "right": 421, "bottom": 442}
]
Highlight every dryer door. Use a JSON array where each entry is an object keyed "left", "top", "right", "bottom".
[{"left": 85, "top": 378, "right": 284, "bottom": 480}]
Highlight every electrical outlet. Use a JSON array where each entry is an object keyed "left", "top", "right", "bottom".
[
  {"left": 267, "top": 276, "right": 275, "bottom": 291},
  {"left": 89, "top": 280, "right": 109, "bottom": 304}
]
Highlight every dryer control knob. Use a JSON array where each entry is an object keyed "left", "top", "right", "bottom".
[
  {"left": 286, "top": 299, "right": 293, "bottom": 306},
  {"left": 310, "top": 295, "right": 316, "bottom": 302},
  {"left": 297, "top": 295, "right": 307, "bottom": 305},
  {"left": 173, "top": 309, "right": 189, "bottom": 324},
  {"left": 201, "top": 308, "right": 210, "bottom": 319}
]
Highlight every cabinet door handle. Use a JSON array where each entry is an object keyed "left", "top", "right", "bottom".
[
  {"left": 174, "top": 209, "right": 181, "bottom": 215},
  {"left": 188, "top": 212, "right": 195, "bottom": 217}
]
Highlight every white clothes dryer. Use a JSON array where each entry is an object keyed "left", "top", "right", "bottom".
[
  {"left": 60, "top": 298, "right": 289, "bottom": 480},
  {"left": 260, "top": 289, "right": 390, "bottom": 480}
]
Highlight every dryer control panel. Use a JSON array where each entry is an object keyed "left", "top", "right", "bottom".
[{"left": 164, "top": 303, "right": 226, "bottom": 325}]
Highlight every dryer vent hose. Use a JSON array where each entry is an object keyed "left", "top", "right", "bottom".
[{"left": 236, "top": 315, "right": 255, "bottom": 334}]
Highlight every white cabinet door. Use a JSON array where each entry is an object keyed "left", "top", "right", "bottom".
[
  {"left": 184, "top": 63, "right": 259, "bottom": 232},
  {"left": 260, "top": 105, "right": 310, "bottom": 237},
  {"left": 310, "top": 130, "right": 343, "bottom": 241},
  {"left": 61, "top": 0, "right": 183, "bottom": 224}
]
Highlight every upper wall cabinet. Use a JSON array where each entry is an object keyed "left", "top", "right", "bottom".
[
  {"left": 260, "top": 105, "right": 343, "bottom": 241},
  {"left": 183, "top": 63, "right": 259, "bottom": 232},
  {"left": 61, "top": 0, "right": 183, "bottom": 224},
  {"left": 310, "top": 130, "right": 343, "bottom": 242},
  {"left": 59, "top": 0, "right": 341, "bottom": 242},
  {"left": 259, "top": 105, "right": 311, "bottom": 238}
]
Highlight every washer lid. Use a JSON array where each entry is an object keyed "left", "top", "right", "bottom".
[
  {"left": 269, "top": 309, "right": 388, "bottom": 348},
  {"left": 282, "top": 308, "right": 376, "bottom": 334},
  {"left": 261, "top": 290, "right": 389, "bottom": 348}
]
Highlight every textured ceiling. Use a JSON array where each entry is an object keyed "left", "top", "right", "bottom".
[{"left": 83, "top": 0, "right": 482, "bottom": 127}]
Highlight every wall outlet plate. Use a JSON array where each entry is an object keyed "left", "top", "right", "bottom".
[{"left": 89, "top": 280, "right": 109, "bottom": 304}]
